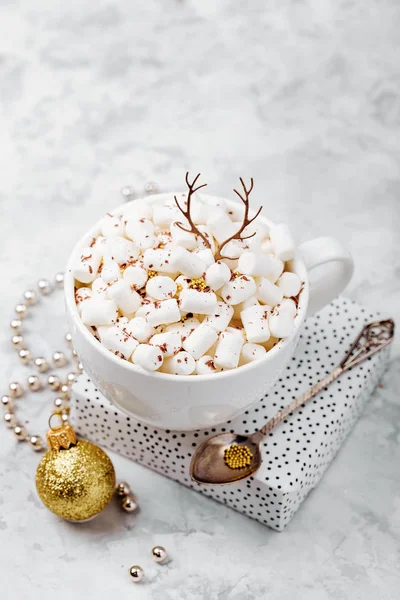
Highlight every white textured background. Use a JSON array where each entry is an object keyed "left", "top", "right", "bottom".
[{"left": 0, "top": 1, "right": 399, "bottom": 599}]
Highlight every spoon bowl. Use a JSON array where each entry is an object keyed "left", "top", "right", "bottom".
[{"left": 190, "top": 433, "right": 262, "bottom": 485}]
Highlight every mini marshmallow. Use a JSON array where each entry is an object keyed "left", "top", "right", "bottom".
[
  {"left": 238, "top": 252, "right": 284, "bottom": 282},
  {"left": 204, "top": 196, "right": 227, "bottom": 211},
  {"left": 103, "top": 236, "right": 139, "bottom": 263},
  {"left": 123, "top": 264, "right": 148, "bottom": 290},
  {"left": 269, "top": 309, "right": 295, "bottom": 338},
  {"left": 128, "top": 317, "right": 155, "bottom": 343},
  {"left": 205, "top": 261, "right": 231, "bottom": 291},
  {"left": 203, "top": 301, "right": 234, "bottom": 332},
  {"left": 240, "top": 342, "right": 267, "bottom": 365},
  {"left": 81, "top": 297, "right": 118, "bottom": 326},
  {"left": 277, "top": 272, "right": 302, "bottom": 298},
  {"left": 75, "top": 287, "right": 92, "bottom": 314},
  {"left": 256, "top": 277, "right": 283, "bottom": 307},
  {"left": 97, "top": 323, "right": 138, "bottom": 359},
  {"left": 219, "top": 238, "right": 247, "bottom": 259},
  {"left": 214, "top": 330, "right": 244, "bottom": 370},
  {"left": 72, "top": 247, "right": 101, "bottom": 284},
  {"left": 170, "top": 221, "right": 197, "bottom": 250},
  {"left": 143, "top": 248, "right": 173, "bottom": 273},
  {"left": 194, "top": 248, "right": 215, "bottom": 268},
  {"left": 170, "top": 247, "right": 206, "bottom": 278},
  {"left": 145, "top": 299, "right": 181, "bottom": 327},
  {"left": 108, "top": 279, "right": 142, "bottom": 315},
  {"left": 261, "top": 239, "right": 274, "bottom": 254},
  {"left": 91, "top": 277, "right": 109, "bottom": 296},
  {"left": 175, "top": 275, "right": 192, "bottom": 290},
  {"left": 269, "top": 223, "right": 296, "bottom": 261},
  {"left": 132, "top": 344, "right": 164, "bottom": 371},
  {"left": 190, "top": 198, "right": 209, "bottom": 225},
  {"left": 207, "top": 209, "right": 237, "bottom": 244},
  {"left": 125, "top": 218, "right": 156, "bottom": 250},
  {"left": 196, "top": 355, "right": 218, "bottom": 375},
  {"left": 100, "top": 214, "right": 124, "bottom": 238},
  {"left": 279, "top": 298, "right": 297, "bottom": 317},
  {"left": 221, "top": 257, "right": 239, "bottom": 272},
  {"left": 179, "top": 288, "right": 218, "bottom": 315},
  {"left": 123, "top": 199, "right": 153, "bottom": 221},
  {"left": 101, "top": 258, "right": 120, "bottom": 283},
  {"left": 183, "top": 324, "right": 218, "bottom": 359},
  {"left": 240, "top": 304, "right": 271, "bottom": 343},
  {"left": 233, "top": 295, "right": 259, "bottom": 319},
  {"left": 162, "top": 351, "right": 195, "bottom": 375},
  {"left": 165, "top": 317, "right": 201, "bottom": 338},
  {"left": 149, "top": 332, "right": 182, "bottom": 357},
  {"left": 146, "top": 275, "right": 177, "bottom": 300},
  {"left": 196, "top": 225, "right": 216, "bottom": 253},
  {"left": 153, "top": 205, "right": 182, "bottom": 227},
  {"left": 221, "top": 275, "right": 257, "bottom": 305},
  {"left": 242, "top": 218, "right": 269, "bottom": 242}
]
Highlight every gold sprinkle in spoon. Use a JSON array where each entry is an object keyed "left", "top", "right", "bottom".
[{"left": 190, "top": 319, "right": 394, "bottom": 486}]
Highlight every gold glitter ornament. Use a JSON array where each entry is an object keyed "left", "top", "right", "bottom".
[{"left": 36, "top": 421, "right": 116, "bottom": 522}]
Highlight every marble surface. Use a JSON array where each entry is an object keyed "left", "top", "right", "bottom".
[{"left": 0, "top": 1, "right": 399, "bottom": 598}]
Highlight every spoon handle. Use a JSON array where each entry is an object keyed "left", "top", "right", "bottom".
[{"left": 255, "top": 318, "right": 394, "bottom": 441}]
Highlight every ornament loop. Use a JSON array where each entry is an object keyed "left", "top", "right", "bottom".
[{"left": 48, "top": 413, "right": 64, "bottom": 431}]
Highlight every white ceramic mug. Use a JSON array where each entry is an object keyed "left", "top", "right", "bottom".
[{"left": 65, "top": 194, "right": 353, "bottom": 431}]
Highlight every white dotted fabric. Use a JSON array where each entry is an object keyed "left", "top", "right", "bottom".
[{"left": 70, "top": 298, "right": 390, "bottom": 531}]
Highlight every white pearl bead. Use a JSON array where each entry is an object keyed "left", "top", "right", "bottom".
[
  {"left": 23, "top": 290, "right": 38, "bottom": 305},
  {"left": 4, "top": 413, "right": 16, "bottom": 428},
  {"left": 18, "top": 349, "right": 31, "bottom": 365},
  {"left": 129, "top": 565, "right": 144, "bottom": 582},
  {"left": 14, "top": 425, "right": 27, "bottom": 441},
  {"left": 65, "top": 332, "right": 72, "bottom": 344},
  {"left": 12, "top": 335, "right": 24, "bottom": 349},
  {"left": 144, "top": 181, "right": 159, "bottom": 195},
  {"left": 47, "top": 375, "right": 61, "bottom": 391},
  {"left": 34, "top": 357, "right": 50, "bottom": 373},
  {"left": 121, "top": 185, "right": 135, "bottom": 200},
  {"left": 61, "top": 413, "right": 69, "bottom": 423},
  {"left": 10, "top": 319, "right": 22, "bottom": 333},
  {"left": 37, "top": 278, "right": 52, "bottom": 295},
  {"left": 54, "top": 397, "right": 63, "bottom": 409},
  {"left": 122, "top": 495, "right": 138, "bottom": 513},
  {"left": 30, "top": 435, "right": 44, "bottom": 451},
  {"left": 1, "top": 395, "right": 14, "bottom": 410},
  {"left": 52, "top": 351, "right": 68, "bottom": 367},
  {"left": 15, "top": 304, "right": 27, "bottom": 318},
  {"left": 9, "top": 382, "right": 24, "bottom": 398},
  {"left": 151, "top": 546, "right": 168, "bottom": 563},
  {"left": 27, "top": 375, "right": 42, "bottom": 392},
  {"left": 54, "top": 272, "right": 64, "bottom": 287}
]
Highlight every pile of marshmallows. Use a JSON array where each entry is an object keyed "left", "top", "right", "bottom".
[{"left": 72, "top": 194, "right": 302, "bottom": 376}]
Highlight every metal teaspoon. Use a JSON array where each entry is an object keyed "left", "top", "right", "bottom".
[{"left": 190, "top": 319, "right": 394, "bottom": 485}]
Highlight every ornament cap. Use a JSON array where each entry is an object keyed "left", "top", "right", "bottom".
[{"left": 46, "top": 419, "right": 77, "bottom": 451}]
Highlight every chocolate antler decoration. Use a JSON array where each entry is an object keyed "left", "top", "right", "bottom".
[
  {"left": 174, "top": 172, "right": 212, "bottom": 250},
  {"left": 215, "top": 177, "right": 263, "bottom": 260}
]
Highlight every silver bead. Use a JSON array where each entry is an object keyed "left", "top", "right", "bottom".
[
  {"left": 18, "top": 349, "right": 31, "bottom": 365},
  {"left": 27, "top": 375, "right": 42, "bottom": 392},
  {"left": 30, "top": 435, "right": 45, "bottom": 451},
  {"left": 116, "top": 481, "right": 131, "bottom": 497},
  {"left": 4, "top": 412, "right": 16, "bottom": 428},
  {"left": 15, "top": 304, "right": 27, "bottom": 318},
  {"left": 129, "top": 565, "right": 144, "bottom": 583},
  {"left": 10, "top": 318, "right": 22, "bottom": 333},
  {"left": 37, "top": 278, "right": 52, "bottom": 295},
  {"left": 54, "top": 272, "right": 64, "bottom": 287},
  {"left": 9, "top": 382, "right": 24, "bottom": 398},
  {"left": 34, "top": 357, "right": 50, "bottom": 373},
  {"left": 53, "top": 397, "right": 64, "bottom": 409},
  {"left": 65, "top": 372, "right": 76, "bottom": 386},
  {"left": 60, "top": 384, "right": 70, "bottom": 399},
  {"left": 23, "top": 290, "right": 38, "bottom": 305},
  {"left": 14, "top": 425, "right": 27, "bottom": 441},
  {"left": 52, "top": 351, "right": 68, "bottom": 368},
  {"left": 47, "top": 374, "right": 61, "bottom": 391},
  {"left": 12, "top": 334, "right": 24, "bottom": 349},
  {"left": 121, "top": 185, "right": 135, "bottom": 201},
  {"left": 121, "top": 494, "right": 137, "bottom": 513},
  {"left": 151, "top": 546, "right": 168, "bottom": 564},
  {"left": 144, "top": 181, "right": 159, "bottom": 195},
  {"left": 1, "top": 395, "right": 15, "bottom": 410},
  {"left": 65, "top": 332, "right": 73, "bottom": 344}
]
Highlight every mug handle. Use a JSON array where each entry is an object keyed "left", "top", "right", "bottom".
[{"left": 298, "top": 236, "right": 354, "bottom": 317}]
